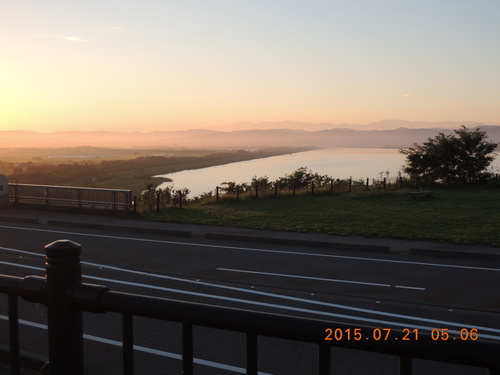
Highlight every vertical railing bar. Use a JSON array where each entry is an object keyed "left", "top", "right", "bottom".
[
  {"left": 318, "top": 344, "right": 330, "bottom": 375},
  {"left": 182, "top": 321, "right": 194, "bottom": 375},
  {"left": 8, "top": 294, "right": 20, "bottom": 375},
  {"left": 122, "top": 313, "right": 134, "bottom": 375},
  {"left": 246, "top": 333, "right": 258, "bottom": 375},
  {"left": 399, "top": 356, "right": 412, "bottom": 375}
]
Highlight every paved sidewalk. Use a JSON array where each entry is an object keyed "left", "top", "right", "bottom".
[{"left": 1, "top": 206, "right": 499, "bottom": 259}]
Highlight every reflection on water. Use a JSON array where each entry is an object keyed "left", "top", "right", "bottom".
[{"left": 156, "top": 148, "right": 407, "bottom": 197}]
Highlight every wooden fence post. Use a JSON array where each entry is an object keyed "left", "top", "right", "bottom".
[
  {"left": 348, "top": 178, "right": 352, "bottom": 193},
  {"left": 216, "top": 186, "right": 219, "bottom": 203},
  {"left": 178, "top": 190, "right": 183, "bottom": 208},
  {"left": 383, "top": 177, "right": 386, "bottom": 191},
  {"left": 366, "top": 178, "right": 369, "bottom": 190},
  {"left": 311, "top": 182, "right": 314, "bottom": 195},
  {"left": 236, "top": 185, "right": 239, "bottom": 201}
]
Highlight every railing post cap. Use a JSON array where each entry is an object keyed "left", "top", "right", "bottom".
[{"left": 45, "top": 239, "right": 81, "bottom": 258}]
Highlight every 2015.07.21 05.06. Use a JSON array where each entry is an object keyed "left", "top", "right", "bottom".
[{"left": 324, "top": 328, "right": 479, "bottom": 341}]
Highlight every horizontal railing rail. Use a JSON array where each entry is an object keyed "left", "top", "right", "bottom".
[
  {"left": 1, "top": 240, "right": 499, "bottom": 375},
  {"left": 8, "top": 183, "right": 133, "bottom": 211}
]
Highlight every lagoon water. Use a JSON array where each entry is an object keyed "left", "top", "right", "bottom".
[
  {"left": 156, "top": 148, "right": 407, "bottom": 197},
  {"left": 156, "top": 147, "right": 500, "bottom": 197}
]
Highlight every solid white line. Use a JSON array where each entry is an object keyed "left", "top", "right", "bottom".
[
  {"left": 1, "top": 224, "right": 499, "bottom": 272},
  {"left": 2, "top": 259, "right": 500, "bottom": 337},
  {"left": 0, "top": 260, "right": 44, "bottom": 272},
  {"left": 395, "top": 285, "right": 426, "bottom": 291},
  {"left": 216, "top": 267, "right": 393, "bottom": 288},
  {"left": 0, "top": 315, "right": 273, "bottom": 375}
]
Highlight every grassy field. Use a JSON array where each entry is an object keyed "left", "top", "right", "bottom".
[{"left": 140, "top": 186, "right": 500, "bottom": 247}]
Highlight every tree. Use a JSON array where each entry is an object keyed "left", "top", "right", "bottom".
[{"left": 400, "top": 126, "right": 498, "bottom": 184}]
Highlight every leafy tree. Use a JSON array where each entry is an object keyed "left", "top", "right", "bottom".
[
  {"left": 400, "top": 126, "right": 498, "bottom": 184},
  {"left": 220, "top": 181, "right": 238, "bottom": 194}
]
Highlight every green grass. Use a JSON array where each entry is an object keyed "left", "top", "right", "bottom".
[{"left": 140, "top": 186, "right": 500, "bottom": 247}]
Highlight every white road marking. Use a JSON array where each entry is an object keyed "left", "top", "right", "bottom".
[
  {"left": 1, "top": 224, "right": 499, "bottom": 272},
  {"left": 2, "top": 259, "right": 500, "bottom": 339},
  {"left": 0, "top": 315, "right": 273, "bottom": 375},
  {"left": 395, "top": 285, "right": 426, "bottom": 291},
  {"left": 216, "top": 267, "right": 396, "bottom": 288}
]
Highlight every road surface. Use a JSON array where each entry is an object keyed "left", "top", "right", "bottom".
[{"left": 1, "top": 221, "right": 499, "bottom": 374}]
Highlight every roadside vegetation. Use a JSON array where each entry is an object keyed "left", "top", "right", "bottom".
[
  {"left": 2, "top": 127, "right": 499, "bottom": 246},
  {"left": 139, "top": 176, "right": 500, "bottom": 247},
  {"left": 137, "top": 126, "right": 499, "bottom": 247},
  {"left": 0, "top": 146, "right": 313, "bottom": 196}
]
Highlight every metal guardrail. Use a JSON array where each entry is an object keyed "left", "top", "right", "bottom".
[
  {"left": 1, "top": 240, "right": 499, "bottom": 375},
  {"left": 8, "top": 183, "right": 133, "bottom": 211}
]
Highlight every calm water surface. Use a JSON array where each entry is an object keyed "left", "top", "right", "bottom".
[{"left": 156, "top": 148, "right": 407, "bottom": 196}]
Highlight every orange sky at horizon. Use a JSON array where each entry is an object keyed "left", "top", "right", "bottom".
[{"left": 2, "top": 1, "right": 499, "bottom": 134}]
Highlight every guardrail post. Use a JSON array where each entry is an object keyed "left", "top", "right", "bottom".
[
  {"left": 14, "top": 184, "right": 19, "bottom": 205},
  {"left": 75, "top": 189, "right": 82, "bottom": 209},
  {"left": 246, "top": 333, "right": 258, "bottom": 375},
  {"left": 44, "top": 187, "right": 49, "bottom": 206},
  {"left": 8, "top": 294, "right": 20, "bottom": 375},
  {"left": 45, "top": 240, "right": 84, "bottom": 375}
]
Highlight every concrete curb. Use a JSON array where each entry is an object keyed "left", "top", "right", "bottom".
[
  {"left": 204, "top": 232, "right": 392, "bottom": 253},
  {"left": 410, "top": 248, "right": 500, "bottom": 260},
  {"left": 2, "top": 211, "right": 499, "bottom": 259},
  {"left": 0, "top": 216, "right": 38, "bottom": 225},
  {"left": 46, "top": 220, "right": 192, "bottom": 238}
]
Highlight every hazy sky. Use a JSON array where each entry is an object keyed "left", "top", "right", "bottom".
[{"left": 2, "top": 1, "right": 500, "bottom": 132}]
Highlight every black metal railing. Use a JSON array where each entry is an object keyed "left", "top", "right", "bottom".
[
  {"left": 8, "top": 183, "right": 133, "bottom": 211},
  {"left": 1, "top": 240, "right": 499, "bottom": 375}
]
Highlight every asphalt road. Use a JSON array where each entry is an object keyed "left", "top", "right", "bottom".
[{"left": 1, "top": 221, "right": 500, "bottom": 374}]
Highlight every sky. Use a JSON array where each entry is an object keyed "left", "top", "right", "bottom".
[{"left": 2, "top": 0, "right": 500, "bottom": 133}]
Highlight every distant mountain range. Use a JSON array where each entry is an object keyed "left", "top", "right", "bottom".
[
  {"left": 215, "top": 119, "right": 500, "bottom": 132},
  {"left": 2, "top": 121, "right": 500, "bottom": 149}
]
